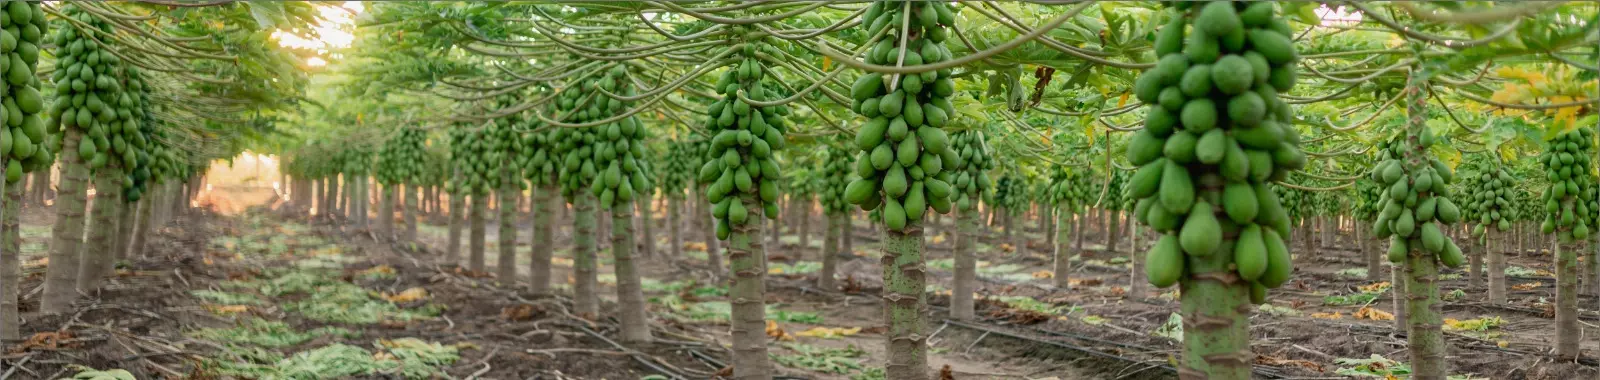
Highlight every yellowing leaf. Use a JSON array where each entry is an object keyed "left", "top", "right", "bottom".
[
  {"left": 822, "top": 56, "right": 832, "bottom": 71},
  {"left": 1354, "top": 306, "right": 1394, "bottom": 321},
  {"left": 930, "top": 235, "right": 946, "bottom": 244},
  {"left": 1512, "top": 282, "right": 1542, "bottom": 291},
  {"left": 1497, "top": 340, "right": 1510, "bottom": 348},
  {"left": 1032, "top": 270, "right": 1054, "bottom": 279},
  {"left": 769, "top": 267, "right": 786, "bottom": 274},
  {"left": 382, "top": 287, "right": 429, "bottom": 303},
  {"left": 794, "top": 326, "right": 862, "bottom": 339},
  {"left": 765, "top": 320, "right": 794, "bottom": 341},
  {"left": 1116, "top": 93, "right": 1129, "bottom": 108},
  {"left": 205, "top": 304, "right": 249, "bottom": 315},
  {"left": 1358, "top": 282, "right": 1392, "bottom": 293},
  {"left": 359, "top": 265, "right": 396, "bottom": 277},
  {"left": 551, "top": 257, "right": 575, "bottom": 267},
  {"left": 1310, "top": 312, "right": 1344, "bottom": 320}
]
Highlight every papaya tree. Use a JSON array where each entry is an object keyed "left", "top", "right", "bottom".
[
  {"left": 0, "top": 0, "right": 49, "bottom": 336},
  {"left": 1128, "top": 2, "right": 1306, "bottom": 378},
  {"left": 946, "top": 131, "right": 991, "bottom": 320}
]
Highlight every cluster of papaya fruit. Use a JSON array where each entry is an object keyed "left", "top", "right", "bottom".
[
  {"left": 658, "top": 138, "right": 703, "bottom": 198},
  {"left": 446, "top": 124, "right": 492, "bottom": 196},
  {"left": 547, "top": 65, "right": 652, "bottom": 209},
  {"left": 818, "top": 146, "right": 856, "bottom": 215},
  {"left": 377, "top": 128, "right": 428, "bottom": 187},
  {"left": 842, "top": 0, "right": 958, "bottom": 232},
  {"left": 1370, "top": 133, "right": 1464, "bottom": 267},
  {"left": 116, "top": 70, "right": 158, "bottom": 201},
  {"left": 1272, "top": 183, "right": 1304, "bottom": 221},
  {"left": 1353, "top": 177, "right": 1383, "bottom": 225},
  {"left": 488, "top": 95, "right": 531, "bottom": 192},
  {"left": 1131, "top": 1, "right": 1302, "bottom": 298},
  {"left": 55, "top": 4, "right": 135, "bottom": 173},
  {"left": 0, "top": 0, "right": 48, "bottom": 183},
  {"left": 1539, "top": 128, "right": 1597, "bottom": 242},
  {"left": 1458, "top": 158, "right": 1517, "bottom": 237},
  {"left": 947, "top": 131, "right": 992, "bottom": 212},
  {"left": 697, "top": 40, "right": 787, "bottom": 239},
  {"left": 1046, "top": 167, "right": 1091, "bottom": 215},
  {"left": 336, "top": 146, "right": 370, "bottom": 185},
  {"left": 991, "top": 175, "right": 1028, "bottom": 217}
]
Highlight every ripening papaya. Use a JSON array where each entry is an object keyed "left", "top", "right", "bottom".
[
  {"left": 1235, "top": 224, "right": 1268, "bottom": 281},
  {"left": 1146, "top": 234, "right": 1183, "bottom": 288}
]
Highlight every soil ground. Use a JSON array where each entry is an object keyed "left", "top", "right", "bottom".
[{"left": 2, "top": 188, "right": 1597, "bottom": 379}]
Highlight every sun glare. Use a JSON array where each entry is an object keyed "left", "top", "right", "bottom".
[{"left": 272, "top": 1, "right": 364, "bottom": 67}]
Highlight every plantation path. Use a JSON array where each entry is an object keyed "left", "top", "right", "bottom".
[{"left": 6, "top": 194, "right": 1598, "bottom": 379}]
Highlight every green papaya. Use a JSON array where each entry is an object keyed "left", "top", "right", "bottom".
[
  {"left": 1194, "top": 129, "right": 1227, "bottom": 164},
  {"left": 1179, "top": 200, "right": 1221, "bottom": 256},
  {"left": 1158, "top": 160, "right": 1194, "bottom": 214},
  {"left": 1145, "top": 234, "right": 1183, "bottom": 288},
  {"left": 1420, "top": 222, "right": 1445, "bottom": 253},
  {"left": 1259, "top": 228, "right": 1292, "bottom": 288},
  {"left": 1222, "top": 182, "right": 1258, "bottom": 224},
  {"left": 1234, "top": 224, "right": 1268, "bottom": 280},
  {"left": 1130, "top": 159, "right": 1164, "bottom": 199}
]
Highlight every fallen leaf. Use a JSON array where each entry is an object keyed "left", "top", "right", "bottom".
[
  {"left": 1354, "top": 306, "right": 1394, "bottom": 321},
  {"left": 1032, "top": 270, "right": 1054, "bottom": 279},
  {"left": 205, "top": 304, "right": 250, "bottom": 315},
  {"left": 939, "top": 365, "right": 955, "bottom": 380},
  {"left": 359, "top": 265, "right": 397, "bottom": 278},
  {"left": 1512, "top": 282, "right": 1542, "bottom": 291},
  {"left": 765, "top": 320, "right": 794, "bottom": 341},
  {"left": 1358, "top": 281, "right": 1392, "bottom": 293},
  {"left": 795, "top": 326, "right": 862, "bottom": 339},
  {"left": 382, "top": 287, "right": 429, "bottom": 303},
  {"left": 1255, "top": 354, "right": 1326, "bottom": 372},
  {"left": 1310, "top": 312, "right": 1344, "bottom": 320}
]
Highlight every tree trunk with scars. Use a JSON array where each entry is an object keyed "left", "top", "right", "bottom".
[
  {"left": 1128, "top": 222, "right": 1145, "bottom": 298},
  {"left": 638, "top": 196, "right": 655, "bottom": 258},
  {"left": 78, "top": 169, "right": 123, "bottom": 292},
  {"left": 115, "top": 199, "right": 136, "bottom": 260},
  {"left": 404, "top": 184, "right": 418, "bottom": 243},
  {"left": 1043, "top": 205, "right": 1055, "bottom": 255},
  {"left": 130, "top": 189, "right": 156, "bottom": 258},
  {"left": 1053, "top": 208, "right": 1072, "bottom": 290},
  {"left": 820, "top": 213, "right": 843, "bottom": 290},
  {"left": 611, "top": 203, "right": 651, "bottom": 343},
  {"left": 43, "top": 132, "right": 92, "bottom": 313},
  {"left": 496, "top": 174, "right": 519, "bottom": 282},
  {"left": 1177, "top": 227, "right": 1251, "bottom": 380},
  {"left": 1073, "top": 211, "right": 1085, "bottom": 261},
  {"left": 1487, "top": 231, "right": 1506, "bottom": 303},
  {"left": 529, "top": 186, "right": 556, "bottom": 294},
  {"left": 380, "top": 185, "right": 395, "bottom": 240},
  {"left": 310, "top": 179, "right": 321, "bottom": 217},
  {"left": 1363, "top": 225, "right": 1380, "bottom": 281},
  {"left": 952, "top": 208, "right": 977, "bottom": 320},
  {"left": 1556, "top": 241, "right": 1582, "bottom": 359},
  {"left": 447, "top": 187, "right": 464, "bottom": 261},
  {"left": 1467, "top": 229, "right": 1484, "bottom": 291},
  {"left": 798, "top": 196, "right": 811, "bottom": 253},
  {"left": 1399, "top": 70, "right": 1445, "bottom": 380},
  {"left": 1106, "top": 210, "right": 1121, "bottom": 254},
  {"left": 883, "top": 223, "right": 928, "bottom": 380},
  {"left": 669, "top": 195, "right": 683, "bottom": 258},
  {"left": 469, "top": 192, "right": 487, "bottom": 272},
  {"left": 727, "top": 194, "right": 770, "bottom": 379},
  {"left": 572, "top": 194, "right": 600, "bottom": 317},
  {"left": 1, "top": 168, "right": 19, "bottom": 341}
]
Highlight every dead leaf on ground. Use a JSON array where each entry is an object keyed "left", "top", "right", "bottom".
[
  {"left": 1032, "top": 270, "right": 1054, "bottom": 279},
  {"left": 204, "top": 304, "right": 250, "bottom": 315},
  {"left": 1255, "top": 354, "right": 1326, "bottom": 372},
  {"left": 1355, "top": 306, "right": 1394, "bottom": 321},
  {"left": 765, "top": 320, "right": 794, "bottom": 341},
  {"left": 8, "top": 331, "right": 73, "bottom": 353},
  {"left": 939, "top": 364, "right": 955, "bottom": 380},
  {"left": 1512, "top": 282, "right": 1542, "bottom": 291},
  {"left": 1310, "top": 312, "right": 1343, "bottom": 320},
  {"left": 795, "top": 326, "right": 862, "bottom": 339},
  {"left": 987, "top": 308, "right": 1050, "bottom": 325},
  {"left": 842, "top": 275, "right": 863, "bottom": 294},
  {"left": 382, "top": 287, "right": 429, "bottom": 303},
  {"left": 502, "top": 304, "right": 540, "bottom": 321}
]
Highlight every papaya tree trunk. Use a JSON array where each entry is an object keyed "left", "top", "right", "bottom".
[
  {"left": 469, "top": 192, "right": 487, "bottom": 272},
  {"left": 699, "top": 186, "right": 722, "bottom": 273},
  {"left": 820, "top": 212, "right": 842, "bottom": 290},
  {"left": 883, "top": 224, "right": 928, "bottom": 380},
  {"left": 1178, "top": 229, "right": 1251, "bottom": 380},
  {"left": 310, "top": 179, "right": 321, "bottom": 217},
  {"left": 380, "top": 184, "right": 395, "bottom": 240},
  {"left": 842, "top": 210, "right": 855, "bottom": 259},
  {"left": 1364, "top": 224, "right": 1380, "bottom": 281},
  {"left": 1487, "top": 231, "right": 1506, "bottom": 303},
  {"left": 669, "top": 195, "right": 683, "bottom": 257},
  {"left": 1405, "top": 248, "right": 1446, "bottom": 379},
  {"left": 1556, "top": 241, "right": 1581, "bottom": 359},
  {"left": 404, "top": 184, "right": 418, "bottom": 243},
  {"left": 130, "top": 189, "right": 155, "bottom": 258},
  {"left": 447, "top": 190, "right": 463, "bottom": 261},
  {"left": 638, "top": 195, "right": 655, "bottom": 258},
  {"left": 1467, "top": 232, "right": 1484, "bottom": 291},
  {"left": 43, "top": 131, "right": 91, "bottom": 313},
  {"left": 1, "top": 169, "right": 20, "bottom": 341},
  {"left": 768, "top": 213, "right": 780, "bottom": 248},
  {"left": 529, "top": 186, "right": 555, "bottom": 295},
  {"left": 727, "top": 194, "right": 771, "bottom": 379},
  {"left": 611, "top": 202, "right": 651, "bottom": 343},
  {"left": 1073, "top": 211, "right": 1085, "bottom": 260},
  {"left": 798, "top": 197, "right": 811, "bottom": 252},
  {"left": 331, "top": 175, "right": 343, "bottom": 220},
  {"left": 1128, "top": 222, "right": 1145, "bottom": 298},
  {"left": 113, "top": 199, "right": 134, "bottom": 260},
  {"left": 572, "top": 193, "right": 600, "bottom": 317},
  {"left": 78, "top": 169, "right": 122, "bottom": 292},
  {"left": 1043, "top": 205, "right": 1055, "bottom": 254},
  {"left": 496, "top": 175, "right": 519, "bottom": 282},
  {"left": 1052, "top": 208, "right": 1072, "bottom": 289},
  {"left": 952, "top": 208, "right": 977, "bottom": 320},
  {"left": 1106, "top": 210, "right": 1121, "bottom": 254}
]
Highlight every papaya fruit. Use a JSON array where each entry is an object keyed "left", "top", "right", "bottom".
[
  {"left": 1259, "top": 228, "right": 1292, "bottom": 288},
  {"left": 1179, "top": 200, "right": 1221, "bottom": 256},
  {"left": 1145, "top": 234, "right": 1183, "bottom": 288},
  {"left": 1235, "top": 224, "right": 1268, "bottom": 280}
]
